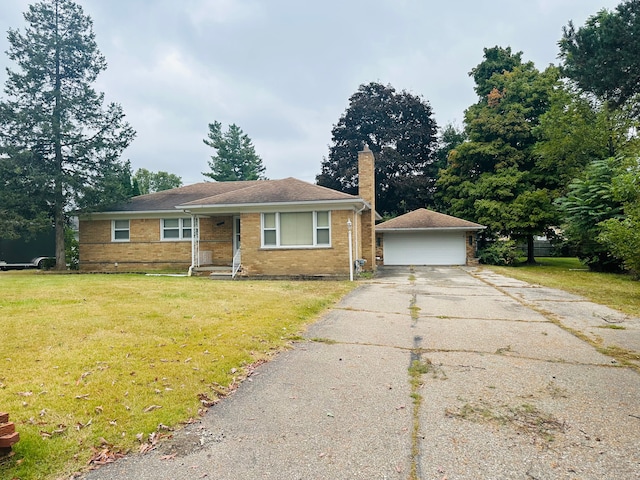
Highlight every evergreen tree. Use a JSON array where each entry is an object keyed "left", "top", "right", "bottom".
[
  {"left": 559, "top": 0, "right": 640, "bottom": 113},
  {"left": 202, "top": 122, "right": 266, "bottom": 181},
  {"left": 0, "top": 0, "right": 135, "bottom": 269}
]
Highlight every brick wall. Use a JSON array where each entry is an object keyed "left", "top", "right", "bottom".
[
  {"left": 79, "top": 218, "right": 192, "bottom": 272},
  {"left": 80, "top": 212, "right": 355, "bottom": 277},
  {"left": 199, "top": 215, "right": 234, "bottom": 264},
  {"left": 240, "top": 211, "right": 352, "bottom": 278},
  {"left": 79, "top": 217, "right": 235, "bottom": 272}
]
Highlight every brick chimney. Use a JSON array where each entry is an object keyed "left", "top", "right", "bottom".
[{"left": 358, "top": 145, "right": 376, "bottom": 271}]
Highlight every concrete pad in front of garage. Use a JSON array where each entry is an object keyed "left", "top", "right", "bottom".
[
  {"left": 417, "top": 351, "right": 640, "bottom": 480},
  {"left": 418, "top": 284, "right": 508, "bottom": 297},
  {"left": 412, "top": 317, "right": 615, "bottom": 365}
]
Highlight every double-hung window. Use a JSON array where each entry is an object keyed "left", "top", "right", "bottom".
[
  {"left": 161, "top": 218, "right": 192, "bottom": 241},
  {"left": 262, "top": 211, "right": 331, "bottom": 247},
  {"left": 112, "top": 219, "right": 130, "bottom": 242}
]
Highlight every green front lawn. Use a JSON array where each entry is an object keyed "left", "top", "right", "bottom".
[
  {"left": 0, "top": 273, "right": 354, "bottom": 480},
  {"left": 486, "top": 257, "right": 640, "bottom": 317}
]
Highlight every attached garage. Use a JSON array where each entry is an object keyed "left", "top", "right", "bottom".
[{"left": 376, "top": 209, "right": 485, "bottom": 266}]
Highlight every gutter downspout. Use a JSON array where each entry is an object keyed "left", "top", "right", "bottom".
[{"left": 354, "top": 203, "right": 367, "bottom": 263}]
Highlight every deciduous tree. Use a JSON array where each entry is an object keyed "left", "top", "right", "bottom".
[
  {"left": 557, "top": 158, "right": 626, "bottom": 272},
  {"left": 316, "top": 82, "right": 439, "bottom": 215},
  {"left": 133, "top": 168, "right": 182, "bottom": 195},
  {"left": 437, "top": 48, "right": 559, "bottom": 263},
  {"left": 597, "top": 157, "right": 640, "bottom": 276}
]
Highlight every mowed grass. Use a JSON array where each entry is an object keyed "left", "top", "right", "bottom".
[
  {"left": 487, "top": 257, "right": 640, "bottom": 317},
  {"left": 0, "top": 273, "right": 354, "bottom": 480}
]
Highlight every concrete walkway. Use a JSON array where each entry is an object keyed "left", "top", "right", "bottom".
[{"left": 82, "top": 266, "right": 640, "bottom": 480}]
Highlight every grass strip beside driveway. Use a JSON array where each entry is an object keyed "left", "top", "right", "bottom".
[{"left": 0, "top": 273, "right": 353, "bottom": 480}]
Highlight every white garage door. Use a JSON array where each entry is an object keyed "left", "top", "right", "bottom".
[{"left": 383, "top": 231, "right": 467, "bottom": 265}]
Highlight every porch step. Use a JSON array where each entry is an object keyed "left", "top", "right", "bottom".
[
  {"left": 191, "top": 265, "right": 231, "bottom": 278},
  {"left": 200, "top": 266, "right": 235, "bottom": 279},
  {"left": 208, "top": 271, "right": 234, "bottom": 280}
]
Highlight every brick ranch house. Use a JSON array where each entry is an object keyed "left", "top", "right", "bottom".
[{"left": 78, "top": 148, "right": 379, "bottom": 278}]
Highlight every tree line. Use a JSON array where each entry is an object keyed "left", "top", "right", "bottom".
[{"left": 0, "top": 0, "right": 638, "bottom": 276}]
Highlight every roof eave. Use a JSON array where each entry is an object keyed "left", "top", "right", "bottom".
[
  {"left": 377, "top": 226, "right": 486, "bottom": 232},
  {"left": 78, "top": 209, "right": 181, "bottom": 219},
  {"left": 177, "top": 198, "right": 367, "bottom": 212}
]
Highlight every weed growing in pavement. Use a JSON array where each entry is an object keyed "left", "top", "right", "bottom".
[
  {"left": 597, "top": 345, "right": 640, "bottom": 367},
  {"left": 309, "top": 337, "right": 338, "bottom": 344},
  {"left": 445, "top": 400, "right": 566, "bottom": 444}
]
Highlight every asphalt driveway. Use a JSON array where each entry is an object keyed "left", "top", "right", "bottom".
[{"left": 82, "top": 266, "right": 640, "bottom": 480}]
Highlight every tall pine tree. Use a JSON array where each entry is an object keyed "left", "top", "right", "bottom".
[
  {"left": 202, "top": 122, "right": 266, "bottom": 181},
  {"left": 0, "top": 0, "right": 135, "bottom": 269}
]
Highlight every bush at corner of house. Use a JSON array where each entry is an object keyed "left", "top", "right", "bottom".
[{"left": 478, "top": 240, "right": 519, "bottom": 266}]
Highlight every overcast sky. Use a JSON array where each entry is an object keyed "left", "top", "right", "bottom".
[{"left": 0, "top": 0, "right": 622, "bottom": 185}]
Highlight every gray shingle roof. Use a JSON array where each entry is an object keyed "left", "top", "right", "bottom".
[
  {"left": 376, "top": 208, "right": 485, "bottom": 230},
  {"left": 102, "top": 178, "right": 362, "bottom": 213},
  {"left": 180, "top": 178, "right": 360, "bottom": 207}
]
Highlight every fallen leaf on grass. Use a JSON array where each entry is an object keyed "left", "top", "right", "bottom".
[
  {"left": 76, "top": 419, "right": 92, "bottom": 430},
  {"left": 76, "top": 371, "right": 92, "bottom": 385},
  {"left": 40, "top": 425, "right": 67, "bottom": 438},
  {"left": 87, "top": 446, "right": 125, "bottom": 466},
  {"left": 143, "top": 404, "right": 162, "bottom": 413},
  {"left": 16, "top": 391, "right": 33, "bottom": 397},
  {"left": 198, "top": 393, "right": 217, "bottom": 408},
  {"left": 75, "top": 394, "right": 90, "bottom": 400}
]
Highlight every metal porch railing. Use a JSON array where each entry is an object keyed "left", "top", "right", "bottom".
[{"left": 232, "top": 248, "right": 242, "bottom": 279}]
